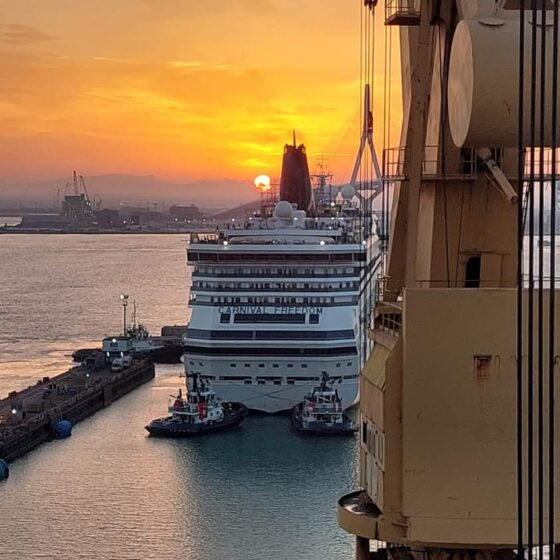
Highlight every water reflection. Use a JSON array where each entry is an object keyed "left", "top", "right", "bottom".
[{"left": 0, "top": 235, "right": 357, "bottom": 560}]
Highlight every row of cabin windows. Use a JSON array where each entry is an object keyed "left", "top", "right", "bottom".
[
  {"left": 198, "top": 255, "right": 491, "bottom": 288},
  {"left": 190, "top": 360, "right": 356, "bottom": 370},
  {"left": 230, "top": 363, "right": 306, "bottom": 369},
  {"left": 212, "top": 296, "right": 340, "bottom": 305},
  {"left": 194, "top": 267, "right": 356, "bottom": 277},
  {"left": 197, "top": 375, "right": 359, "bottom": 384},
  {"left": 220, "top": 313, "right": 320, "bottom": 324},
  {"left": 194, "top": 253, "right": 363, "bottom": 263},
  {"left": 227, "top": 361, "right": 354, "bottom": 369},
  {"left": 186, "top": 328, "right": 354, "bottom": 340},
  {"left": 194, "top": 281, "right": 358, "bottom": 291},
  {"left": 184, "top": 345, "right": 358, "bottom": 356}
]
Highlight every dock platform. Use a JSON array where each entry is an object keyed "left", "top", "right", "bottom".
[{"left": 0, "top": 359, "right": 155, "bottom": 463}]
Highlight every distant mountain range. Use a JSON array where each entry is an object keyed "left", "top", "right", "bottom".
[{"left": 0, "top": 174, "right": 256, "bottom": 211}]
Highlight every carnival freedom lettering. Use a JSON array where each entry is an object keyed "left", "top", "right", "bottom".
[{"left": 218, "top": 305, "right": 323, "bottom": 315}]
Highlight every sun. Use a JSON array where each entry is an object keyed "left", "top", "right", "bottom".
[{"left": 254, "top": 174, "right": 271, "bottom": 192}]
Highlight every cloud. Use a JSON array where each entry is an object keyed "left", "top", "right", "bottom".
[
  {"left": 0, "top": 9, "right": 375, "bottom": 184},
  {"left": 167, "top": 61, "right": 246, "bottom": 75},
  {"left": 138, "top": 0, "right": 273, "bottom": 19},
  {"left": 93, "top": 56, "right": 142, "bottom": 64},
  {"left": 167, "top": 60, "right": 205, "bottom": 70},
  {"left": 212, "top": 64, "right": 245, "bottom": 73},
  {"left": 0, "top": 24, "right": 58, "bottom": 45}
]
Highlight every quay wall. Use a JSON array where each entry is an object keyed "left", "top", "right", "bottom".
[{"left": 0, "top": 360, "right": 155, "bottom": 463}]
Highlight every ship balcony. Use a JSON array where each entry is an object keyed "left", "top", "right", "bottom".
[{"left": 385, "top": 0, "right": 420, "bottom": 26}]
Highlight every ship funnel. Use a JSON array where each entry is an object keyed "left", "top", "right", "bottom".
[{"left": 279, "top": 140, "right": 312, "bottom": 212}]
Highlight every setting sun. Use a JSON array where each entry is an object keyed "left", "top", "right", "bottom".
[
  {"left": 254, "top": 174, "right": 272, "bottom": 192},
  {"left": 0, "top": 0, "right": 400, "bottom": 196}
]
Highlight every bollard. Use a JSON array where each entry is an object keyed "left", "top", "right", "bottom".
[{"left": 0, "top": 459, "right": 9, "bottom": 480}]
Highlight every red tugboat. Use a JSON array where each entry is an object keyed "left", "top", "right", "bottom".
[{"left": 145, "top": 372, "right": 247, "bottom": 437}]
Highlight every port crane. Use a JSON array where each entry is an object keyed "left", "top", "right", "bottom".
[
  {"left": 78, "top": 174, "right": 89, "bottom": 201},
  {"left": 55, "top": 171, "right": 99, "bottom": 212},
  {"left": 338, "top": 2, "right": 560, "bottom": 560}
]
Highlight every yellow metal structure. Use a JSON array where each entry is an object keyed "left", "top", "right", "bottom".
[{"left": 338, "top": 1, "right": 560, "bottom": 557}]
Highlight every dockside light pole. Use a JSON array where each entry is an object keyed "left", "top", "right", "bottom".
[{"left": 120, "top": 294, "right": 129, "bottom": 336}]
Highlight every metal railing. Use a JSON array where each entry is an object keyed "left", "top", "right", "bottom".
[
  {"left": 371, "top": 297, "right": 403, "bottom": 338},
  {"left": 523, "top": 147, "right": 560, "bottom": 181},
  {"left": 378, "top": 311, "right": 402, "bottom": 337},
  {"left": 384, "top": 146, "right": 560, "bottom": 183},
  {"left": 383, "top": 146, "right": 479, "bottom": 181},
  {"left": 385, "top": 0, "right": 421, "bottom": 25}
]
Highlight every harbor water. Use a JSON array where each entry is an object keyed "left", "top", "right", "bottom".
[{"left": 0, "top": 234, "right": 358, "bottom": 560}]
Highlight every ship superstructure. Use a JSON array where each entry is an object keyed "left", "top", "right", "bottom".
[{"left": 183, "top": 142, "right": 381, "bottom": 413}]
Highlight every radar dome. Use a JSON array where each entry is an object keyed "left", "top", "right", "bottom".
[
  {"left": 274, "top": 201, "right": 294, "bottom": 220},
  {"left": 341, "top": 185, "right": 356, "bottom": 200}
]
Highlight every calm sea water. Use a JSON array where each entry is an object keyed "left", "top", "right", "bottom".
[{"left": 0, "top": 234, "right": 358, "bottom": 560}]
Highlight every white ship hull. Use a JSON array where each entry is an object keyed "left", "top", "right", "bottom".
[
  {"left": 210, "top": 378, "right": 359, "bottom": 414},
  {"left": 183, "top": 196, "right": 381, "bottom": 414}
]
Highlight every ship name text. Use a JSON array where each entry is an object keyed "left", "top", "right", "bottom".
[{"left": 218, "top": 305, "right": 324, "bottom": 315}]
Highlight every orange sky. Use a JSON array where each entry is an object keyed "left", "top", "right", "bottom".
[{"left": 0, "top": 1, "right": 401, "bottom": 187}]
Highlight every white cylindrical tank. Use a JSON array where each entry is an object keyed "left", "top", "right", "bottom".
[{"left": 448, "top": 17, "right": 560, "bottom": 147}]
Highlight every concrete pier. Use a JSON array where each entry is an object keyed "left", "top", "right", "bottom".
[{"left": 0, "top": 359, "right": 155, "bottom": 463}]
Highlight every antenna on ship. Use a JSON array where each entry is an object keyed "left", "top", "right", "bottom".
[
  {"left": 311, "top": 156, "right": 334, "bottom": 207},
  {"left": 293, "top": 129, "right": 297, "bottom": 147}
]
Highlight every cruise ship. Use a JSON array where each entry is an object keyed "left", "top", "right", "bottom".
[{"left": 182, "top": 141, "right": 381, "bottom": 413}]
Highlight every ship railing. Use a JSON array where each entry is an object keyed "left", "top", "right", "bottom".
[{"left": 168, "top": 407, "right": 199, "bottom": 416}]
